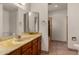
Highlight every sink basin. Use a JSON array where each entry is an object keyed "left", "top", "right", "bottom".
[
  {"left": 0, "top": 34, "right": 34, "bottom": 48},
  {"left": 0, "top": 36, "right": 13, "bottom": 41},
  {"left": 0, "top": 38, "right": 23, "bottom": 48},
  {"left": 0, "top": 40, "right": 15, "bottom": 48},
  {"left": 15, "top": 35, "right": 34, "bottom": 41},
  {"left": 14, "top": 39, "right": 25, "bottom": 42},
  {"left": 28, "top": 32, "right": 38, "bottom": 35}
]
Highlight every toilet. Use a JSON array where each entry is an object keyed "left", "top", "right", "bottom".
[{"left": 74, "top": 44, "right": 79, "bottom": 54}]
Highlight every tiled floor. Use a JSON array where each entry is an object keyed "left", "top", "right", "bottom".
[{"left": 41, "top": 40, "right": 78, "bottom": 55}]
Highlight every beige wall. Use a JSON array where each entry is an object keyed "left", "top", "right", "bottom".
[
  {"left": 68, "top": 3, "right": 79, "bottom": 49},
  {"left": 3, "top": 9, "right": 10, "bottom": 36},
  {"left": 16, "top": 3, "right": 30, "bottom": 35},
  {"left": 9, "top": 11, "right": 17, "bottom": 34},
  {"left": 0, "top": 4, "right": 3, "bottom": 36},
  {"left": 30, "top": 3, "right": 48, "bottom": 51},
  {"left": 49, "top": 9, "right": 67, "bottom": 42},
  {"left": 16, "top": 8, "right": 25, "bottom": 34}
]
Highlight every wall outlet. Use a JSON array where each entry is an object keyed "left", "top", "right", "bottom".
[{"left": 72, "top": 37, "right": 77, "bottom": 41}]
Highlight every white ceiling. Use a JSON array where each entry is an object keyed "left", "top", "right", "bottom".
[
  {"left": 3, "top": 3, "right": 67, "bottom": 12},
  {"left": 3, "top": 3, "right": 18, "bottom": 11},
  {"left": 48, "top": 3, "right": 67, "bottom": 12}
]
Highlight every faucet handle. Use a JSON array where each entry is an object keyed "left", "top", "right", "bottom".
[{"left": 17, "top": 35, "right": 21, "bottom": 39}]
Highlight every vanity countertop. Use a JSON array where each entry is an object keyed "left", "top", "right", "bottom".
[{"left": 0, "top": 33, "right": 41, "bottom": 55}]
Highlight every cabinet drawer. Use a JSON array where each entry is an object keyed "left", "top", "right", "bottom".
[{"left": 22, "top": 42, "right": 32, "bottom": 52}]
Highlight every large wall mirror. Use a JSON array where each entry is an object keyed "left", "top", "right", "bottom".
[
  {"left": 3, "top": 3, "right": 18, "bottom": 36},
  {"left": 24, "top": 12, "right": 39, "bottom": 33},
  {"left": 2, "top": 3, "right": 39, "bottom": 37}
]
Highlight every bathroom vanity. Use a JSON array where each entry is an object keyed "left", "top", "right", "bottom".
[
  {"left": 0, "top": 33, "right": 41, "bottom": 55},
  {"left": 0, "top": 3, "right": 41, "bottom": 55}
]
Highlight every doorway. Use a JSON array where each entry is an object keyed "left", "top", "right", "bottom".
[{"left": 48, "top": 17, "right": 52, "bottom": 51}]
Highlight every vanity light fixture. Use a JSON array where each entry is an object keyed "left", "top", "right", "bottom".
[
  {"left": 54, "top": 4, "right": 58, "bottom": 8},
  {"left": 29, "top": 12, "right": 32, "bottom": 16},
  {"left": 18, "top": 3, "right": 26, "bottom": 6},
  {"left": 13, "top": 3, "right": 26, "bottom": 10}
]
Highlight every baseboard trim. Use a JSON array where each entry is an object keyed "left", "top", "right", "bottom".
[
  {"left": 68, "top": 48, "right": 78, "bottom": 51},
  {"left": 41, "top": 50, "right": 49, "bottom": 54},
  {"left": 51, "top": 40, "right": 67, "bottom": 43}
]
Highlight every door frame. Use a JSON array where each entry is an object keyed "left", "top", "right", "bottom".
[
  {"left": 66, "top": 16, "right": 68, "bottom": 44},
  {"left": 48, "top": 17, "right": 52, "bottom": 52}
]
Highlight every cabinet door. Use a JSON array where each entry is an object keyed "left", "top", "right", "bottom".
[
  {"left": 22, "top": 42, "right": 32, "bottom": 52},
  {"left": 22, "top": 48, "right": 32, "bottom": 55},
  {"left": 32, "top": 39, "right": 38, "bottom": 55},
  {"left": 8, "top": 48, "right": 21, "bottom": 55},
  {"left": 32, "top": 43, "right": 38, "bottom": 55},
  {"left": 22, "top": 42, "right": 32, "bottom": 55},
  {"left": 38, "top": 37, "right": 41, "bottom": 54}
]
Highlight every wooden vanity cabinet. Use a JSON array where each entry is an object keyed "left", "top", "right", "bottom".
[
  {"left": 38, "top": 37, "right": 41, "bottom": 54},
  {"left": 7, "top": 36, "right": 41, "bottom": 55},
  {"left": 22, "top": 48, "right": 32, "bottom": 55},
  {"left": 21, "top": 42, "right": 32, "bottom": 55},
  {"left": 8, "top": 48, "right": 21, "bottom": 55},
  {"left": 32, "top": 37, "right": 41, "bottom": 55},
  {"left": 32, "top": 38, "right": 38, "bottom": 55}
]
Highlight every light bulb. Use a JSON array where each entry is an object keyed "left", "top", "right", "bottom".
[
  {"left": 29, "top": 12, "right": 32, "bottom": 16},
  {"left": 54, "top": 5, "right": 58, "bottom": 8}
]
